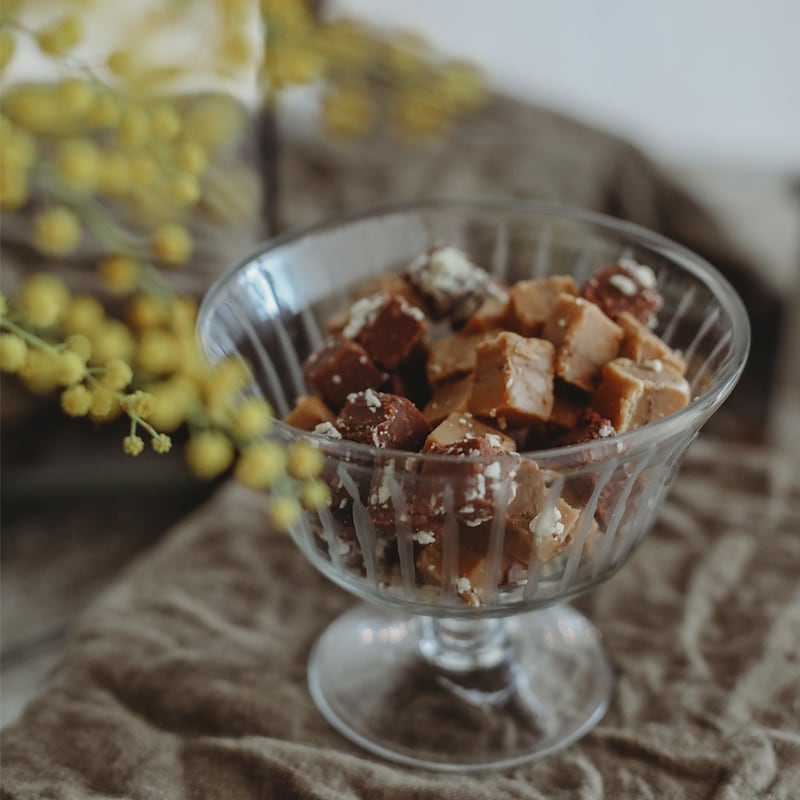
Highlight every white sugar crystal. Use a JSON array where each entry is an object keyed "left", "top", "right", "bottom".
[
  {"left": 456, "top": 576, "right": 472, "bottom": 594},
  {"left": 484, "top": 461, "right": 501, "bottom": 479},
  {"left": 377, "top": 485, "right": 391, "bottom": 505},
  {"left": 598, "top": 422, "right": 615, "bottom": 438},
  {"left": 529, "top": 505, "right": 563, "bottom": 542},
  {"left": 609, "top": 273, "right": 638, "bottom": 296},
  {"left": 314, "top": 421, "right": 342, "bottom": 439},
  {"left": 619, "top": 257, "right": 657, "bottom": 288},
  {"left": 413, "top": 530, "right": 436, "bottom": 545},
  {"left": 363, "top": 387, "right": 382, "bottom": 411},
  {"left": 342, "top": 293, "right": 386, "bottom": 338},
  {"left": 485, "top": 434, "right": 503, "bottom": 449},
  {"left": 331, "top": 374, "right": 342, "bottom": 384},
  {"left": 643, "top": 358, "right": 663, "bottom": 373},
  {"left": 411, "top": 246, "right": 485, "bottom": 295}
]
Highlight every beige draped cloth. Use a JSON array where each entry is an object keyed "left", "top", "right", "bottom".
[{"left": 2, "top": 93, "right": 798, "bottom": 798}]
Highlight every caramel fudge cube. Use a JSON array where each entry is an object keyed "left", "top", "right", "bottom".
[
  {"left": 543, "top": 293, "right": 623, "bottom": 392},
  {"left": 337, "top": 390, "right": 430, "bottom": 450},
  {"left": 423, "top": 374, "right": 473, "bottom": 426},
  {"left": 282, "top": 394, "right": 336, "bottom": 431},
  {"left": 404, "top": 245, "right": 490, "bottom": 323},
  {"left": 343, "top": 293, "right": 427, "bottom": 371},
  {"left": 469, "top": 332, "right": 555, "bottom": 428},
  {"left": 423, "top": 412, "right": 516, "bottom": 453},
  {"left": 617, "top": 311, "right": 686, "bottom": 374},
  {"left": 302, "top": 336, "right": 387, "bottom": 411},
  {"left": 417, "top": 536, "right": 509, "bottom": 607},
  {"left": 593, "top": 357, "right": 691, "bottom": 432},
  {"left": 461, "top": 294, "right": 510, "bottom": 334},
  {"left": 507, "top": 276, "right": 578, "bottom": 337},
  {"left": 426, "top": 332, "right": 493, "bottom": 386},
  {"left": 504, "top": 461, "right": 582, "bottom": 564},
  {"left": 582, "top": 259, "right": 663, "bottom": 327}
]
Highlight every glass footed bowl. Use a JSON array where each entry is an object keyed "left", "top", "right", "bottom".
[{"left": 197, "top": 199, "right": 749, "bottom": 772}]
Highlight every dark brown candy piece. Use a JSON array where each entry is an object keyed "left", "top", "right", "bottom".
[
  {"left": 346, "top": 293, "right": 428, "bottom": 370},
  {"left": 415, "top": 435, "right": 516, "bottom": 526},
  {"left": 404, "top": 244, "right": 490, "bottom": 323},
  {"left": 302, "top": 336, "right": 387, "bottom": 411},
  {"left": 582, "top": 260, "right": 662, "bottom": 327},
  {"left": 552, "top": 408, "right": 616, "bottom": 447},
  {"left": 337, "top": 390, "right": 430, "bottom": 451},
  {"left": 365, "top": 455, "right": 417, "bottom": 529}
]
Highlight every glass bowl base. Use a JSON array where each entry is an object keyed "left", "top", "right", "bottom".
[{"left": 308, "top": 603, "right": 614, "bottom": 771}]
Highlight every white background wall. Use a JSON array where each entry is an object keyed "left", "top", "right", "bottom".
[{"left": 332, "top": 0, "right": 800, "bottom": 173}]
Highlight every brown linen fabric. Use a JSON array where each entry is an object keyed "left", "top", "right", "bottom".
[{"left": 1, "top": 439, "right": 799, "bottom": 799}]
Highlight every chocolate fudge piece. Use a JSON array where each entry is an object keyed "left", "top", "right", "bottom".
[
  {"left": 507, "top": 276, "right": 579, "bottom": 337},
  {"left": 593, "top": 357, "right": 691, "bottom": 432},
  {"left": 423, "top": 374, "right": 473, "bottom": 426},
  {"left": 414, "top": 435, "right": 517, "bottom": 528},
  {"left": 345, "top": 293, "right": 428, "bottom": 370},
  {"left": 469, "top": 332, "right": 555, "bottom": 428},
  {"left": 552, "top": 408, "right": 616, "bottom": 447},
  {"left": 337, "top": 389, "right": 430, "bottom": 450},
  {"left": 404, "top": 245, "right": 490, "bottom": 324},
  {"left": 283, "top": 394, "right": 336, "bottom": 431},
  {"left": 617, "top": 311, "right": 686, "bottom": 374},
  {"left": 543, "top": 293, "right": 623, "bottom": 392},
  {"left": 366, "top": 455, "right": 413, "bottom": 529},
  {"left": 582, "top": 259, "right": 662, "bottom": 327},
  {"left": 302, "top": 336, "right": 387, "bottom": 411},
  {"left": 426, "top": 332, "right": 493, "bottom": 386},
  {"left": 504, "top": 460, "right": 582, "bottom": 564}
]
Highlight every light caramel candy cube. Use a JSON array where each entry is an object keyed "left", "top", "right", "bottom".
[
  {"left": 617, "top": 311, "right": 686, "bottom": 375},
  {"left": 426, "top": 332, "right": 493, "bottom": 386},
  {"left": 417, "top": 538, "right": 509, "bottom": 607},
  {"left": 469, "top": 332, "right": 555, "bottom": 428},
  {"left": 543, "top": 293, "right": 623, "bottom": 392},
  {"left": 504, "top": 461, "right": 584, "bottom": 564},
  {"left": 593, "top": 357, "right": 691, "bottom": 432},
  {"left": 424, "top": 411, "right": 516, "bottom": 452},
  {"left": 461, "top": 295, "right": 510, "bottom": 334},
  {"left": 283, "top": 394, "right": 336, "bottom": 431},
  {"left": 423, "top": 374, "right": 473, "bottom": 426},
  {"left": 508, "top": 276, "right": 578, "bottom": 336}
]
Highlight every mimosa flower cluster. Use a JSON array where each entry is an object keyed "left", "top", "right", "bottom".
[{"left": 0, "top": 0, "right": 485, "bottom": 528}]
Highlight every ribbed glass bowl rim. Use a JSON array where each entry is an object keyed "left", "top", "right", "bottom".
[{"left": 197, "top": 197, "right": 751, "bottom": 465}]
